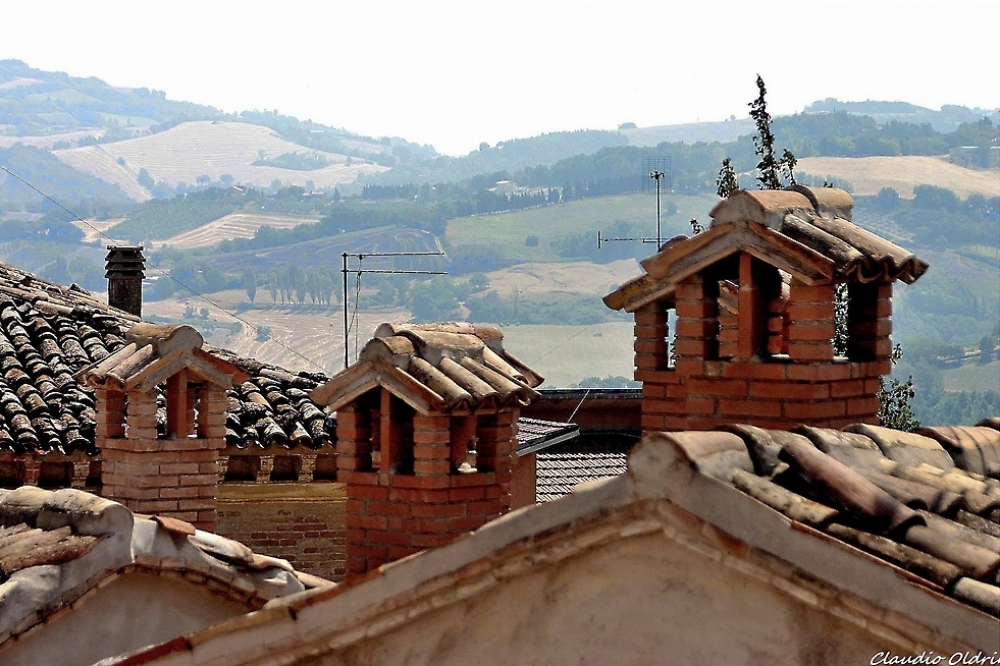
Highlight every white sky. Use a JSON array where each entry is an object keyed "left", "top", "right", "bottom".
[{"left": 3, "top": 0, "right": 998, "bottom": 156}]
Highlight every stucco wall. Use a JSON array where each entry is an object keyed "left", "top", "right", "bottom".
[
  {"left": 1, "top": 573, "right": 249, "bottom": 666},
  {"left": 329, "top": 532, "right": 899, "bottom": 666}
]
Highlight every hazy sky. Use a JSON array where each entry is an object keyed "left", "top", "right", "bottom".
[{"left": 4, "top": 0, "right": 998, "bottom": 155}]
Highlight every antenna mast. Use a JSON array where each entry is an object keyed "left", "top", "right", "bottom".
[
  {"left": 341, "top": 251, "right": 446, "bottom": 369},
  {"left": 599, "top": 156, "right": 672, "bottom": 251}
]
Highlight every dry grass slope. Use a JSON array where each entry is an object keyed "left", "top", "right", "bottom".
[
  {"left": 53, "top": 121, "right": 389, "bottom": 200},
  {"left": 154, "top": 213, "right": 320, "bottom": 250},
  {"left": 797, "top": 156, "right": 1000, "bottom": 199}
]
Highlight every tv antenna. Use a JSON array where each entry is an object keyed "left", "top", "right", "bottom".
[
  {"left": 341, "top": 251, "right": 446, "bottom": 368},
  {"left": 598, "top": 156, "right": 672, "bottom": 251},
  {"left": 643, "top": 156, "right": 672, "bottom": 247}
]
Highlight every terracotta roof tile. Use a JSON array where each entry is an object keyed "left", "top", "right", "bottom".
[
  {"left": 0, "top": 263, "right": 331, "bottom": 455},
  {"left": 605, "top": 186, "right": 928, "bottom": 313},
  {"left": 310, "top": 323, "right": 542, "bottom": 415},
  {"left": 535, "top": 435, "right": 634, "bottom": 503},
  {"left": 707, "top": 420, "right": 1000, "bottom": 618},
  {"left": 0, "top": 486, "right": 329, "bottom": 644}
]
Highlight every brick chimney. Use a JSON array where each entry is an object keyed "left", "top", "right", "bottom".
[
  {"left": 311, "top": 323, "right": 542, "bottom": 576},
  {"left": 105, "top": 245, "right": 145, "bottom": 317},
  {"left": 604, "top": 187, "right": 928, "bottom": 432},
  {"left": 75, "top": 323, "right": 249, "bottom": 531}
]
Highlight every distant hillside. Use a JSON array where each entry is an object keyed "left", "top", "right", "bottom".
[
  {"left": 803, "top": 99, "right": 998, "bottom": 133},
  {"left": 0, "top": 60, "right": 426, "bottom": 206},
  {"left": 796, "top": 156, "right": 1000, "bottom": 198},
  {"left": 621, "top": 119, "right": 755, "bottom": 147},
  {"left": 54, "top": 121, "right": 390, "bottom": 200},
  {"left": 0, "top": 59, "right": 223, "bottom": 138}
]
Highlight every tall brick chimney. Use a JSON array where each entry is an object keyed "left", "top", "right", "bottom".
[
  {"left": 604, "top": 187, "right": 928, "bottom": 432},
  {"left": 105, "top": 245, "right": 145, "bottom": 317},
  {"left": 311, "top": 323, "right": 542, "bottom": 576}
]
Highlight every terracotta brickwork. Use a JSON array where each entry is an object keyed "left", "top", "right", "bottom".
[
  {"left": 217, "top": 484, "right": 347, "bottom": 580},
  {"left": 605, "top": 188, "right": 924, "bottom": 434},
  {"left": 97, "top": 385, "right": 227, "bottom": 531},
  {"left": 637, "top": 277, "right": 893, "bottom": 432},
  {"left": 311, "top": 323, "right": 542, "bottom": 576},
  {"left": 338, "top": 401, "right": 516, "bottom": 575},
  {"left": 77, "top": 325, "right": 245, "bottom": 532}
]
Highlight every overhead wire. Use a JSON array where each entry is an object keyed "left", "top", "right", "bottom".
[
  {"left": 3, "top": 164, "right": 624, "bottom": 383},
  {"left": 0, "top": 163, "right": 329, "bottom": 374}
]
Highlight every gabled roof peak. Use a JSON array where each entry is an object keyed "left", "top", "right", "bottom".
[
  {"left": 311, "top": 322, "right": 543, "bottom": 414},
  {"left": 75, "top": 323, "right": 248, "bottom": 392}
]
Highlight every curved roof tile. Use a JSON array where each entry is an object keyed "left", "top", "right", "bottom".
[
  {"left": 311, "top": 323, "right": 543, "bottom": 415},
  {"left": 0, "top": 263, "right": 331, "bottom": 455}
]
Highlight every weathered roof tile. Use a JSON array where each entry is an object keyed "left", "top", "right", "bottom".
[
  {"left": 0, "top": 263, "right": 332, "bottom": 455},
  {"left": 693, "top": 419, "right": 1000, "bottom": 618}
]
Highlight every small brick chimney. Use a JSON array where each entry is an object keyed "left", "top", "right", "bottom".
[
  {"left": 105, "top": 245, "right": 146, "bottom": 317},
  {"left": 311, "top": 323, "right": 542, "bottom": 576},
  {"left": 75, "top": 323, "right": 249, "bottom": 531},
  {"left": 605, "top": 187, "right": 928, "bottom": 432}
]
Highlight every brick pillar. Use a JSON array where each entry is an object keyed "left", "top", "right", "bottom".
[
  {"left": 341, "top": 405, "right": 516, "bottom": 577},
  {"left": 633, "top": 302, "right": 669, "bottom": 373},
  {"left": 786, "top": 282, "right": 836, "bottom": 362},
  {"left": 674, "top": 275, "right": 719, "bottom": 366},
  {"left": 97, "top": 387, "right": 223, "bottom": 531},
  {"left": 335, "top": 405, "right": 372, "bottom": 472},
  {"left": 475, "top": 410, "right": 515, "bottom": 507},
  {"left": 847, "top": 282, "right": 894, "bottom": 363}
]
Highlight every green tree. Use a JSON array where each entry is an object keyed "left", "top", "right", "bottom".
[
  {"left": 468, "top": 272, "right": 490, "bottom": 292},
  {"left": 878, "top": 345, "right": 919, "bottom": 431},
  {"left": 242, "top": 269, "right": 257, "bottom": 303},
  {"left": 410, "top": 276, "right": 460, "bottom": 321},
  {"left": 748, "top": 75, "right": 796, "bottom": 190},
  {"left": 716, "top": 157, "right": 739, "bottom": 198}
]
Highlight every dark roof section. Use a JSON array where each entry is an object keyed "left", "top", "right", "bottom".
[
  {"left": 310, "top": 323, "right": 543, "bottom": 415},
  {"left": 605, "top": 186, "right": 928, "bottom": 313},
  {"left": 674, "top": 420, "right": 1000, "bottom": 618},
  {"left": 516, "top": 417, "right": 579, "bottom": 456},
  {"left": 535, "top": 434, "right": 635, "bottom": 503},
  {"left": 0, "top": 262, "right": 331, "bottom": 455}
]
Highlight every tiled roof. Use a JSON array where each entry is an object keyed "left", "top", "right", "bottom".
[
  {"left": 515, "top": 417, "right": 579, "bottom": 455},
  {"left": 0, "top": 262, "right": 332, "bottom": 455},
  {"left": 310, "top": 323, "right": 543, "bottom": 415},
  {"left": 535, "top": 434, "right": 635, "bottom": 503},
  {"left": 671, "top": 420, "right": 1000, "bottom": 617},
  {"left": 0, "top": 486, "right": 331, "bottom": 645},
  {"left": 604, "top": 186, "right": 928, "bottom": 313}
]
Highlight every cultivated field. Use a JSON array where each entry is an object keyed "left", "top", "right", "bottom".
[
  {"left": 500, "top": 322, "right": 635, "bottom": 387},
  {"left": 447, "top": 192, "right": 719, "bottom": 262},
  {"left": 797, "top": 156, "right": 1000, "bottom": 199},
  {"left": 71, "top": 217, "right": 127, "bottom": 244},
  {"left": 0, "top": 128, "right": 107, "bottom": 149},
  {"left": 486, "top": 259, "right": 641, "bottom": 300},
  {"left": 154, "top": 213, "right": 320, "bottom": 250},
  {"left": 147, "top": 290, "right": 408, "bottom": 376},
  {"left": 54, "top": 121, "right": 389, "bottom": 200},
  {"left": 146, "top": 291, "right": 636, "bottom": 387},
  {"left": 943, "top": 360, "right": 1000, "bottom": 393}
]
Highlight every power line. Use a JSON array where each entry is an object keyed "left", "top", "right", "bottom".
[
  {"left": 0, "top": 164, "right": 329, "bottom": 374},
  {"left": 341, "top": 251, "right": 445, "bottom": 367}
]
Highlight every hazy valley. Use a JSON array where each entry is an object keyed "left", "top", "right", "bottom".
[{"left": 1, "top": 59, "right": 997, "bottom": 425}]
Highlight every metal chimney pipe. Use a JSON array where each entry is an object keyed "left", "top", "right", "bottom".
[{"left": 105, "top": 245, "right": 145, "bottom": 317}]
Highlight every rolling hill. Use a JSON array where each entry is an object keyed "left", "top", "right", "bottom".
[
  {"left": 54, "top": 121, "right": 390, "bottom": 200},
  {"left": 797, "top": 156, "right": 1000, "bottom": 199}
]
